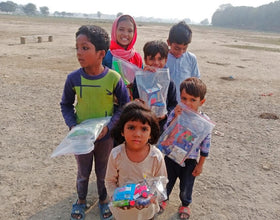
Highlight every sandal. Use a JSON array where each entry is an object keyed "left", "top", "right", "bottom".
[
  {"left": 70, "top": 200, "right": 86, "bottom": 220},
  {"left": 178, "top": 206, "right": 190, "bottom": 219},
  {"left": 158, "top": 200, "right": 167, "bottom": 215},
  {"left": 98, "top": 202, "right": 113, "bottom": 220}
]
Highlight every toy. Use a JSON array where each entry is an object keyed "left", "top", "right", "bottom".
[
  {"left": 110, "top": 177, "right": 168, "bottom": 208},
  {"left": 145, "top": 86, "right": 165, "bottom": 108}
]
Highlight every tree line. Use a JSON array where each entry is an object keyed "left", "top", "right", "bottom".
[
  {"left": 212, "top": 1, "right": 280, "bottom": 32},
  {"left": 0, "top": 1, "right": 49, "bottom": 15}
]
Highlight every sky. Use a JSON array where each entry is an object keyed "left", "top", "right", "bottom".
[{"left": 12, "top": 0, "right": 275, "bottom": 22}]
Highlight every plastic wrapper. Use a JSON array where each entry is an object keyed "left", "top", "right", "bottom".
[
  {"left": 112, "top": 57, "right": 140, "bottom": 85},
  {"left": 157, "top": 103, "right": 215, "bottom": 166},
  {"left": 135, "top": 68, "right": 170, "bottom": 117},
  {"left": 110, "top": 176, "right": 168, "bottom": 208},
  {"left": 51, "top": 117, "right": 111, "bottom": 157}
]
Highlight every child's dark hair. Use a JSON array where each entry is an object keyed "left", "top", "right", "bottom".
[
  {"left": 117, "top": 15, "right": 136, "bottom": 31},
  {"left": 180, "top": 77, "right": 207, "bottom": 100},
  {"left": 76, "top": 25, "right": 110, "bottom": 53},
  {"left": 168, "top": 21, "right": 192, "bottom": 45},
  {"left": 111, "top": 100, "right": 160, "bottom": 145},
  {"left": 143, "top": 40, "right": 168, "bottom": 60}
]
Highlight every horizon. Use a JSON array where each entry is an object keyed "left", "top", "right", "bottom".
[{"left": 9, "top": 0, "right": 276, "bottom": 23}]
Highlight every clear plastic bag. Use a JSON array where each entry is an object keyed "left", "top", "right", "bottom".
[
  {"left": 51, "top": 117, "right": 111, "bottom": 157},
  {"left": 157, "top": 103, "right": 215, "bottom": 166},
  {"left": 112, "top": 57, "right": 140, "bottom": 85},
  {"left": 135, "top": 68, "right": 170, "bottom": 117}
]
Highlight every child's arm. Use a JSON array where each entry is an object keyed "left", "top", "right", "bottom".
[
  {"left": 192, "top": 156, "right": 206, "bottom": 176},
  {"left": 166, "top": 80, "right": 178, "bottom": 115},
  {"left": 108, "top": 78, "right": 130, "bottom": 132},
  {"left": 60, "top": 75, "right": 77, "bottom": 129},
  {"left": 192, "top": 132, "right": 211, "bottom": 176},
  {"left": 105, "top": 151, "right": 119, "bottom": 199},
  {"left": 96, "top": 126, "right": 109, "bottom": 140}
]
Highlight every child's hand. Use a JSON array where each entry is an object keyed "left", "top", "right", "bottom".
[
  {"left": 97, "top": 126, "right": 108, "bottom": 140},
  {"left": 118, "top": 206, "right": 133, "bottom": 210},
  {"left": 192, "top": 164, "right": 203, "bottom": 176},
  {"left": 126, "top": 83, "right": 133, "bottom": 89},
  {"left": 174, "top": 105, "right": 183, "bottom": 118},
  {"left": 143, "top": 65, "right": 157, "bottom": 72},
  {"left": 157, "top": 114, "right": 167, "bottom": 122}
]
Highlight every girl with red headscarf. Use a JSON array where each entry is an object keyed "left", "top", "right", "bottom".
[{"left": 103, "top": 14, "right": 143, "bottom": 69}]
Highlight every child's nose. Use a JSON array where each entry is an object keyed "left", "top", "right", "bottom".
[{"left": 134, "top": 129, "right": 141, "bottom": 136}]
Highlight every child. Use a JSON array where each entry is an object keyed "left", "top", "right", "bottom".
[
  {"left": 132, "top": 40, "right": 177, "bottom": 134},
  {"left": 103, "top": 14, "right": 143, "bottom": 100},
  {"left": 166, "top": 21, "right": 200, "bottom": 102},
  {"left": 103, "top": 14, "right": 143, "bottom": 69},
  {"left": 60, "top": 25, "right": 130, "bottom": 220},
  {"left": 164, "top": 77, "right": 211, "bottom": 220},
  {"left": 105, "top": 101, "right": 167, "bottom": 220}
]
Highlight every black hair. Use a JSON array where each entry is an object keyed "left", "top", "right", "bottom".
[
  {"left": 168, "top": 21, "right": 192, "bottom": 45},
  {"left": 76, "top": 25, "right": 110, "bottom": 53},
  {"left": 111, "top": 101, "right": 160, "bottom": 145},
  {"left": 143, "top": 40, "right": 168, "bottom": 60},
  {"left": 180, "top": 77, "right": 207, "bottom": 100},
  {"left": 117, "top": 15, "right": 136, "bottom": 31}
]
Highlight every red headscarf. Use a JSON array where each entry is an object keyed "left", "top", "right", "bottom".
[{"left": 110, "top": 14, "right": 142, "bottom": 68}]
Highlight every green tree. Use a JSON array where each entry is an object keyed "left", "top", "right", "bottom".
[
  {"left": 39, "top": 6, "right": 49, "bottom": 16},
  {"left": 200, "top": 19, "right": 209, "bottom": 25},
  {"left": 23, "top": 3, "right": 37, "bottom": 15},
  {"left": 0, "top": 1, "right": 17, "bottom": 13}
]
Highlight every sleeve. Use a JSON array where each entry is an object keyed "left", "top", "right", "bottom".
[
  {"left": 200, "top": 133, "right": 211, "bottom": 157},
  {"left": 166, "top": 80, "right": 178, "bottom": 115},
  {"left": 107, "top": 78, "right": 130, "bottom": 131},
  {"left": 102, "top": 50, "right": 113, "bottom": 68},
  {"left": 154, "top": 150, "right": 167, "bottom": 177},
  {"left": 105, "top": 151, "right": 119, "bottom": 198},
  {"left": 132, "top": 78, "right": 139, "bottom": 99},
  {"left": 163, "top": 110, "right": 175, "bottom": 130},
  {"left": 60, "top": 75, "right": 77, "bottom": 129},
  {"left": 191, "top": 54, "right": 200, "bottom": 78}
]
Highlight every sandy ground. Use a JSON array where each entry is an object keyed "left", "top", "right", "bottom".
[{"left": 0, "top": 15, "right": 279, "bottom": 220}]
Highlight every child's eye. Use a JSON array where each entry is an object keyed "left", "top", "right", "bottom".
[
  {"left": 127, "top": 125, "right": 135, "bottom": 130},
  {"left": 82, "top": 46, "right": 89, "bottom": 50},
  {"left": 142, "top": 126, "right": 149, "bottom": 132}
]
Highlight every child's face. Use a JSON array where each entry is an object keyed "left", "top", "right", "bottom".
[
  {"left": 145, "top": 52, "right": 167, "bottom": 68},
  {"left": 122, "top": 120, "right": 151, "bottom": 151},
  {"left": 116, "top": 20, "right": 134, "bottom": 49},
  {"left": 168, "top": 42, "right": 188, "bottom": 58},
  {"left": 180, "top": 89, "right": 205, "bottom": 112},
  {"left": 76, "top": 34, "right": 103, "bottom": 70}
]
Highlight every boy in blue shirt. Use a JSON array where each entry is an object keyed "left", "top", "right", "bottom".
[
  {"left": 166, "top": 21, "right": 200, "bottom": 102},
  {"left": 60, "top": 25, "right": 130, "bottom": 220}
]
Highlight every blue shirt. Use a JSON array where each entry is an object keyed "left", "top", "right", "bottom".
[{"left": 166, "top": 51, "right": 200, "bottom": 102}]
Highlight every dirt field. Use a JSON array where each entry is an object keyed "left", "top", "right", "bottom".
[{"left": 0, "top": 15, "right": 279, "bottom": 220}]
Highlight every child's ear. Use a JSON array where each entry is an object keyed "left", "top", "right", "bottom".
[
  {"left": 200, "top": 98, "right": 206, "bottom": 106},
  {"left": 167, "top": 39, "right": 171, "bottom": 46},
  {"left": 98, "top": 50, "right": 106, "bottom": 59}
]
